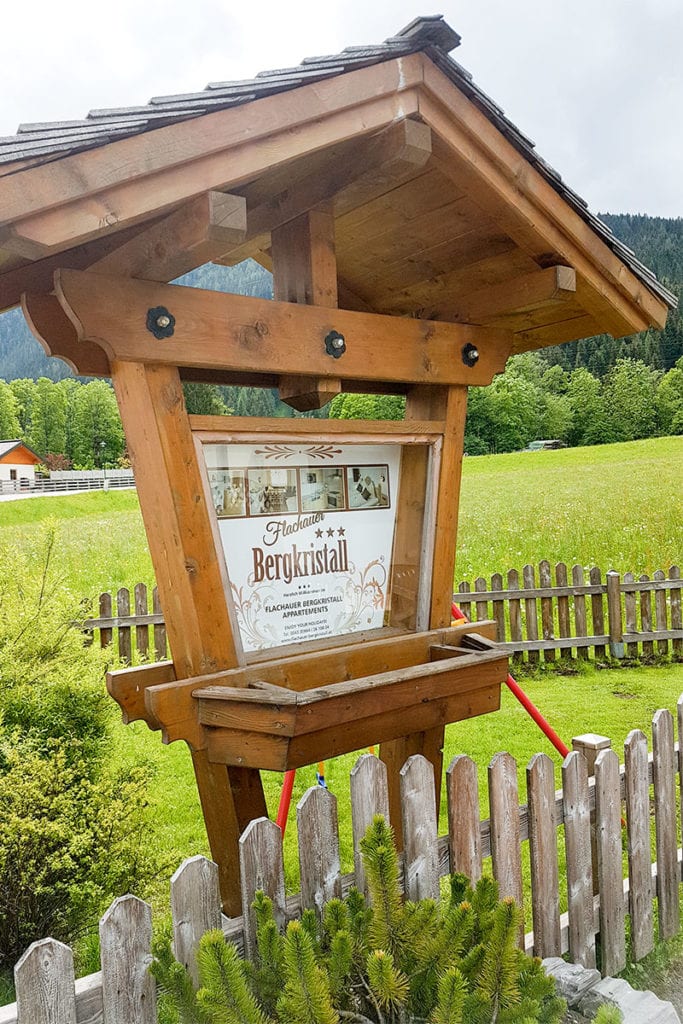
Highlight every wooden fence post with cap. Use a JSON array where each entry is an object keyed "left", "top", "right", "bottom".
[{"left": 572, "top": 733, "right": 612, "bottom": 898}]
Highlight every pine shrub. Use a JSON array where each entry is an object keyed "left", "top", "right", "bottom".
[{"left": 152, "top": 815, "right": 569, "bottom": 1023}]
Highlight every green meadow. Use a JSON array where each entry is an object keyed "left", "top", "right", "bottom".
[{"left": 1, "top": 435, "right": 682, "bottom": 897}]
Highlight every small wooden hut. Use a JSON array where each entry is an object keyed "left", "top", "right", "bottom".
[{"left": 0, "top": 16, "right": 674, "bottom": 910}]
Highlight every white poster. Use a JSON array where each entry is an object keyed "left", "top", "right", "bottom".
[{"left": 203, "top": 440, "right": 401, "bottom": 651}]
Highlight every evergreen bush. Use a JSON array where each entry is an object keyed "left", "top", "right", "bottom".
[
  {"left": 152, "top": 815, "right": 568, "bottom": 1024},
  {"left": 0, "top": 531, "right": 158, "bottom": 970}
]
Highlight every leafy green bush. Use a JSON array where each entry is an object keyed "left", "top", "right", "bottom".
[
  {"left": 0, "top": 530, "right": 158, "bottom": 971},
  {"left": 152, "top": 815, "right": 567, "bottom": 1024}
]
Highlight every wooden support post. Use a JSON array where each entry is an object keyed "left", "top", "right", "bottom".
[
  {"left": 380, "top": 382, "right": 469, "bottom": 846},
  {"left": 110, "top": 359, "right": 266, "bottom": 913},
  {"left": 272, "top": 206, "right": 342, "bottom": 411},
  {"left": 572, "top": 732, "right": 612, "bottom": 898}
]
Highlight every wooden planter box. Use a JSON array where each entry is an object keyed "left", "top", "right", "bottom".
[{"left": 194, "top": 627, "right": 507, "bottom": 770}]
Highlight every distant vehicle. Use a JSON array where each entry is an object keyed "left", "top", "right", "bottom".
[{"left": 524, "top": 439, "right": 567, "bottom": 451}]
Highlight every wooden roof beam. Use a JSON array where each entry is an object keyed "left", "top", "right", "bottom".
[
  {"left": 53, "top": 268, "right": 513, "bottom": 386},
  {"left": 89, "top": 191, "right": 246, "bottom": 280},
  {"left": 454, "top": 265, "right": 576, "bottom": 324},
  {"left": 417, "top": 64, "right": 668, "bottom": 336},
  {"left": 217, "top": 119, "right": 432, "bottom": 267},
  {"left": 0, "top": 59, "right": 423, "bottom": 255}
]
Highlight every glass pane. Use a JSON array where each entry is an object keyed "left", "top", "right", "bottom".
[{"left": 202, "top": 437, "right": 432, "bottom": 652}]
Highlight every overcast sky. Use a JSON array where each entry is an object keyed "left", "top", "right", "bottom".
[{"left": 1, "top": 0, "right": 681, "bottom": 218}]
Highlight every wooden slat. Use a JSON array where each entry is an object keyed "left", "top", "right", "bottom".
[
  {"left": 623, "top": 730, "right": 654, "bottom": 961},
  {"left": 14, "top": 939, "right": 77, "bottom": 1024},
  {"left": 297, "top": 787, "right": 342, "bottom": 917},
  {"left": 539, "top": 560, "right": 555, "bottom": 662},
  {"left": 239, "top": 818, "right": 286, "bottom": 961},
  {"left": 562, "top": 751, "right": 596, "bottom": 968},
  {"left": 116, "top": 587, "right": 132, "bottom": 664},
  {"left": 523, "top": 564, "right": 539, "bottom": 666},
  {"left": 170, "top": 855, "right": 222, "bottom": 988},
  {"left": 400, "top": 755, "right": 440, "bottom": 901},
  {"left": 527, "top": 753, "right": 561, "bottom": 957},
  {"left": 446, "top": 754, "right": 482, "bottom": 882},
  {"left": 556, "top": 562, "right": 570, "bottom": 651},
  {"left": 350, "top": 754, "right": 390, "bottom": 899},
  {"left": 590, "top": 567, "right": 606, "bottom": 659},
  {"left": 457, "top": 580, "right": 472, "bottom": 623},
  {"left": 652, "top": 709, "right": 679, "bottom": 940},
  {"left": 134, "top": 583, "right": 149, "bottom": 660},
  {"left": 99, "top": 591, "right": 113, "bottom": 649},
  {"left": 594, "top": 748, "right": 626, "bottom": 976},
  {"left": 654, "top": 569, "right": 669, "bottom": 656},
  {"left": 55, "top": 268, "right": 513, "bottom": 387},
  {"left": 491, "top": 573, "right": 506, "bottom": 643},
  {"left": 623, "top": 572, "right": 638, "bottom": 659},
  {"left": 152, "top": 586, "right": 167, "bottom": 661},
  {"left": 606, "top": 570, "right": 623, "bottom": 659},
  {"left": 572, "top": 564, "right": 588, "bottom": 661},
  {"left": 99, "top": 896, "right": 155, "bottom": 1024},
  {"left": 474, "top": 576, "right": 488, "bottom": 623},
  {"left": 640, "top": 574, "right": 654, "bottom": 659},
  {"left": 508, "top": 568, "right": 522, "bottom": 666},
  {"left": 671, "top": 566, "right": 682, "bottom": 659},
  {"left": 488, "top": 752, "right": 524, "bottom": 942}
]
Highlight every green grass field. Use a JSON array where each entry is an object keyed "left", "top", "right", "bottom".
[{"left": 2, "top": 435, "right": 683, "bottom": 902}]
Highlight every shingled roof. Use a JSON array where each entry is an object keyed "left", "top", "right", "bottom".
[{"left": 0, "top": 15, "right": 674, "bottom": 312}]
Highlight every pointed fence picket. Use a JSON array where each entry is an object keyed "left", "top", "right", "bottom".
[{"left": 4, "top": 698, "right": 683, "bottom": 1023}]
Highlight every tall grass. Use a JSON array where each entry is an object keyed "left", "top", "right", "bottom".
[{"left": 455, "top": 436, "right": 683, "bottom": 580}]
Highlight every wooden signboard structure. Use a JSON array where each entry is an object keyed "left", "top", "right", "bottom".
[{"left": 0, "top": 17, "right": 674, "bottom": 910}]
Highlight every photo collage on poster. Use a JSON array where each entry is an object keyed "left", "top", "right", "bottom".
[{"left": 209, "top": 463, "right": 391, "bottom": 519}]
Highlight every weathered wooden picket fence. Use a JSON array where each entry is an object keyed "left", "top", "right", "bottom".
[
  {"left": 456, "top": 562, "right": 682, "bottom": 662},
  {"left": 3, "top": 699, "right": 683, "bottom": 1024},
  {"left": 84, "top": 583, "right": 168, "bottom": 662},
  {"left": 85, "top": 564, "right": 683, "bottom": 665}
]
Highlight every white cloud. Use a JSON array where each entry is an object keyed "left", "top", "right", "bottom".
[{"left": 1, "top": 0, "right": 681, "bottom": 215}]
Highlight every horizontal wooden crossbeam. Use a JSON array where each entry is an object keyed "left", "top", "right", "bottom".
[{"left": 53, "top": 269, "right": 513, "bottom": 385}]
